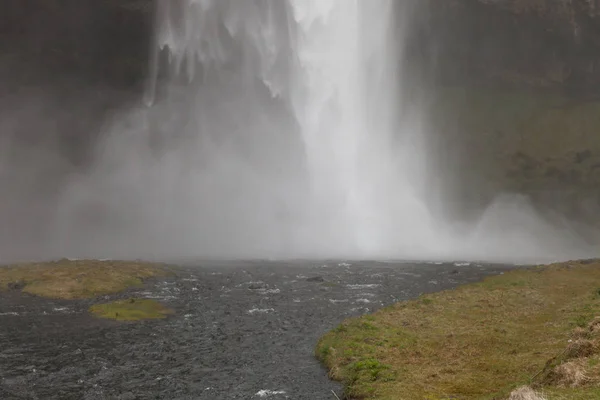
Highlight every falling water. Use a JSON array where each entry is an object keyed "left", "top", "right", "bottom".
[
  {"left": 285, "top": 1, "right": 433, "bottom": 256},
  {"left": 135, "top": 0, "right": 437, "bottom": 259},
  {"left": 17, "top": 0, "right": 594, "bottom": 263}
]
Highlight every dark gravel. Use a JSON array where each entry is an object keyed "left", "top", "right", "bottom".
[{"left": 0, "top": 260, "right": 517, "bottom": 400}]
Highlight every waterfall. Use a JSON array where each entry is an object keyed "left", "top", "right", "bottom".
[
  {"left": 43, "top": 0, "right": 595, "bottom": 262},
  {"left": 137, "top": 0, "right": 436, "bottom": 258}
]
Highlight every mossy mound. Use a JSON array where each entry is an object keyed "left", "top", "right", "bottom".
[
  {"left": 316, "top": 260, "right": 600, "bottom": 400},
  {"left": 0, "top": 259, "right": 168, "bottom": 299},
  {"left": 89, "top": 298, "right": 173, "bottom": 321}
]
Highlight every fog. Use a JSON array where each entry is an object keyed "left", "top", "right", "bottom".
[{"left": 0, "top": 0, "right": 597, "bottom": 264}]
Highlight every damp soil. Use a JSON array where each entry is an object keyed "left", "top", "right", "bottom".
[{"left": 0, "top": 260, "right": 518, "bottom": 400}]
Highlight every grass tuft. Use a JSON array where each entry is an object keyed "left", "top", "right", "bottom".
[
  {"left": 507, "top": 386, "right": 547, "bottom": 400},
  {"left": 547, "top": 360, "right": 589, "bottom": 388}
]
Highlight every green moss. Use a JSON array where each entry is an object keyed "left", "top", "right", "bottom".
[
  {"left": 89, "top": 298, "right": 174, "bottom": 321},
  {"left": 350, "top": 359, "right": 393, "bottom": 378},
  {"left": 421, "top": 297, "right": 434, "bottom": 305}
]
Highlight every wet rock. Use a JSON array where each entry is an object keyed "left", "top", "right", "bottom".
[{"left": 247, "top": 283, "right": 268, "bottom": 290}]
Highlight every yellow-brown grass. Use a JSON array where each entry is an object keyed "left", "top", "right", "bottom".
[
  {"left": 316, "top": 261, "right": 600, "bottom": 399},
  {"left": 548, "top": 360, "right": 589, "bottom": 388},
  {"left": 0, "top": 259, "right": 169, "bottom": 299}
]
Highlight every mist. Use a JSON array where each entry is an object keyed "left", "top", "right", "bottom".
[{"left": 0, "top": 0, "right": 597, "bottom": 264}]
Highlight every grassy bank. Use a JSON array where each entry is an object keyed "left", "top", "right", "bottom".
[
  {"left": 0, "top": 259, "right": 176, "bottom": 321},
  {"left": 316, "top": 261, "right": 600, "bottom": 399},
  {"left": 0, "top": 259, "right": 168, "bottom": 299}
]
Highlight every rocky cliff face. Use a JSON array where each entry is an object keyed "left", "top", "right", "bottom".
[
  {"left": 420, "top": 0, "right": 600, "bottom": 219},
  {"left": 0, "top": 0, "right": 152, "bottom": 88},
  {"left": 2, "top": 0, "right": 598, "bottom": 93},
  {"left": 414, "top": 0, "right": 600, "bottom": 94},
  {"left": 0, "top": 0, "right": 154, "bottom": 167}
]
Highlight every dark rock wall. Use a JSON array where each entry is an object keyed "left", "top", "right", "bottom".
[
  {"left": 0, "top": 1, "right": 154, "bottom": 166},
  {"left": 6, "top": 0, "right": 598, "bottom": 92},
  {"left": 418, "top": 0, "right": 600, "bottom": 95},
  {"left": 0, "top": 0, "right": 153, "bottom": 88},
  {"left": 3, "top": 0, "right": 598, "bottom": 106}
]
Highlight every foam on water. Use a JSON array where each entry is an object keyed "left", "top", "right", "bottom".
[
  {"left": 255, "top": 390, "right": 287, "bottom": 398},
  {"left": 248, "top": 308, "right": 275, "bottom": 315}
]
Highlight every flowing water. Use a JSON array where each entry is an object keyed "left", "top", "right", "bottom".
[{"left": 0, "top": 261, "right": 517, "bottom": 399}]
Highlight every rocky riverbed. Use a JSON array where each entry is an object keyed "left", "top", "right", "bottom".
[{"left": 0, "top": 260, "right": 517, "bottom": 399}]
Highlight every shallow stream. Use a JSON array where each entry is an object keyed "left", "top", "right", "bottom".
[{"left": 0, "top": 261, "right": 516, "bottom": 399}]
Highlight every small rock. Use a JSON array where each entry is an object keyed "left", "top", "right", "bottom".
[
  {"left": 8, "top": 281, "right": 26, "bottom": 290},
  {"left": 248, "top": 283, "right": 268, "bottom": 290},
  {"left": 580, "top": 259, "right": 596, "bottom": 265}
]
